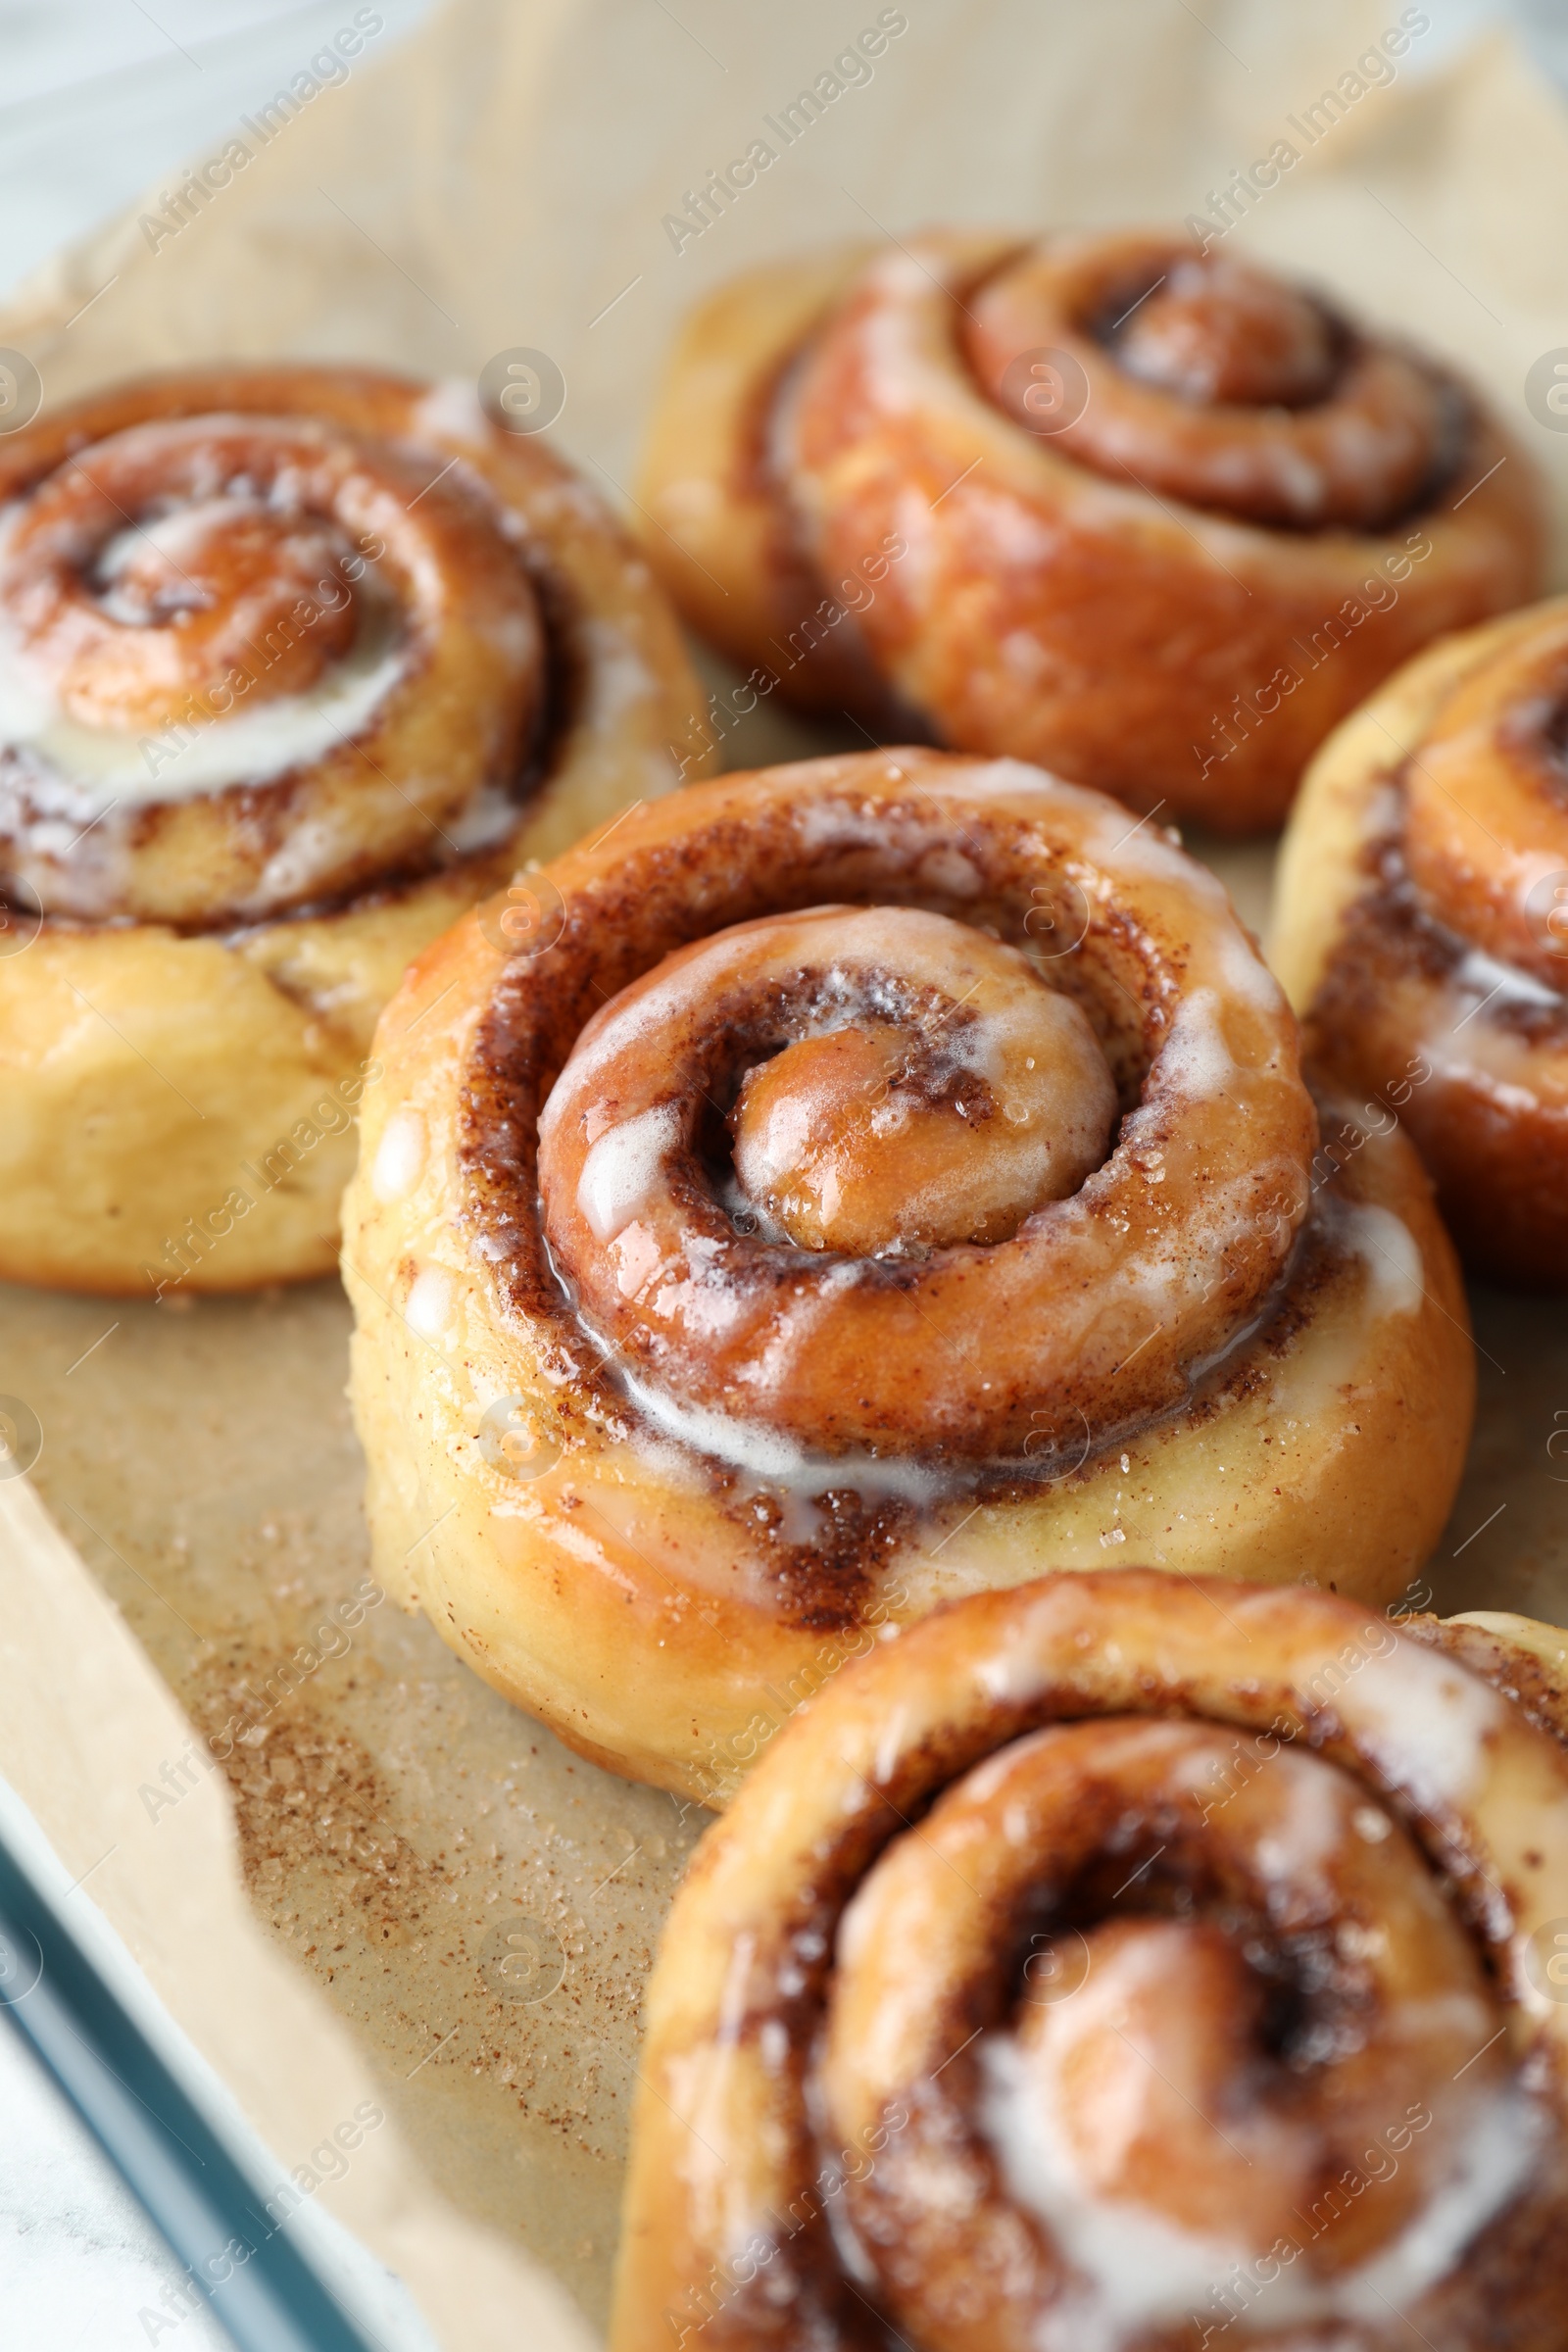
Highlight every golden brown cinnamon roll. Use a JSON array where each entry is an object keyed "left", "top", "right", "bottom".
[
  {"left": 0, "top": 367, "right": 710, "bottom": 1294},
  {"left": 639, "top": 231, "right": 1542, "bottom": 830},
  {"left": 612, "top": 1573, "right": 1568, "bottom": 2352},
  {"left": 342, "top": 751, "right": 1472, "bottom": 1798},
  {"left": 1271, "top": 597, "right": 1568, "bottom": 1288}
]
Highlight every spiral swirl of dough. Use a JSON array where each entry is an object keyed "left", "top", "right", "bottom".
[
  {"left": 965, "top": 233, "right": 1454, "bottom": 530},
  {"left": 0, "top": 404, "right": 543, "bottom": 926},
  {"left": 637, "top": 228, "right": 1542, "bottom": 830},
  {"left": 612, "top": 1572, "right": 1568, "bottom": 2352},
  {"left": 343, "top": 749, "right": 1475, "bottom": 1798},
  {"left": 529, "top": 758, "right": 1315, "bottom": 1461},
  {"left": 1273, "top": 595, "right": 1568, "bottom": 1286}
]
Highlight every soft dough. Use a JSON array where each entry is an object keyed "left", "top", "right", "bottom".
[
  {"left": 344, "top": 750, "right": 1474, "bottom": 1800},
  {"left": 612, "top": 1572, "right": 1568, "bottom": 2350}
]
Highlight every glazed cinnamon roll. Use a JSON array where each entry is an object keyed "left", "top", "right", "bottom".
[
  {"left": 639, "top": 230, "right": 1542, "bottom": 830},
  {"left": 0, "top": 366, "right": 710, "bottom": 1294},
  {"left": 342, "top": 750, "right": 1473, "bottom": 1799},
  {"left": 1271, "top": 596, "right": 1568, "bottom": 1287},
  {"left": 611, "top": 1571, "right": 1568, "bottom": 2352}
]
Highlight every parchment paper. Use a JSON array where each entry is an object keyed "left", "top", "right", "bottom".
[{"left": 3, "top": 1, "right": 1568, "bottom": 2336}]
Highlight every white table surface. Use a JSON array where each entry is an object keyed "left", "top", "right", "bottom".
[
  {"left": 0, "top": 2019, "right": 233, "bottom": 2352},
  {"left": 0, "top": 0, "right": 436, "bottom": 307}
]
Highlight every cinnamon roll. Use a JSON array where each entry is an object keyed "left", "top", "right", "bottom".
[
  {"left": 0, "top": 366, "right": 710, "bottom": 1294},
  {"left": 1271, "top": 596, "right": 1568, "bottom": 1287},
  {"left": 342, "top": 750, "right": 1472, "bottom": 1799},
  {"left": 639, "top": 230, "right": 1542, "bottom": 830},
  {"left": 611, "top": 1571, "right": 1568, "bottom": 2352}
]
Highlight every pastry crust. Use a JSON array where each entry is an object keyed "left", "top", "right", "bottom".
[
  {"left": 343, "top": 751, "right": 1473, "bottom": 1801},
  {"left": 1270, "top": 597, "right": 1568, "bottom": 1286},
  {"left": 0, "top": 368, "right": 712, "bottom": 1294},
  {"left": 638, "top": 232, "right": 1543, "bottom": 830},
  {"left": 611, "top": 1572, "right": 1568, "bottom": 2352}
]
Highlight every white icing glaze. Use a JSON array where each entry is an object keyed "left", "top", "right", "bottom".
[
  {"left": 1452, "top": 944, "right": 1565, "bottom": 1013},
  {"left": 611, "top": 1360, "right": 945, "bottom": 1503},
  {"left": 1214, "top": 921, "right": 1287, "bottom": 1015},
  {"left": 1076, "top": 804, "right": 1231, "bottom": 904},
  {"left": 1450, "top": 1610, "right": 1568, "bottom": 1670},
  {"left": 578, "top": 614, "right": 658, "bottom": 723},
  {"left": 981, "top": 2029, "right": 1250, "bottom": 2352},
  {"left": 1242, "top": 1748, "right": 1352, "bottom": 1885},
  {"left": 574, "top": 1103, "right": 682, "bottom": 1244},
  {"left": 538, "top": 766, "right": 1326, "bottom": 1496},
  {"left": 560, "top": 900, "right": 1114, "bottom": 1258},
  {"left": 976, "top": 1643, "right": 1053, "bottom": 1709},
  {"left": 981, "top": 2028, "right": 1543, "bottom": 2350},
  {"left": 411, "top": 377, "right": 490, "bottom": 446},
  {"left": 1151, "top": 988, "right": 1235, "bottom": 1100},
  {"left": 443, "top": 778, "right": 528, "bottom": 854},
  {"left": 1334, "top": 2087, "right": 1544, "bottom": 2322},
  {"left": 871, "top": 1704, "right": 912, "bottom": 1791},
  {"left": 1343, "top": 1642, "right": 1509, "bottom": 1814},
  {"left": 94, "top": 506, "right": 245, "bottom": 612},
  {"left": 916, "top": 845, "right": 982, "bottom": 897},
  {"left": 1001, "top": 629, "right": 1051, "bottom": 682},
  {"left": 1331, "top": 1200, "right": 1425, "bottom": 1319},
  {"left": 739, "top": 1081, "right": 817, "bottom": 1186},
  {"left": 371, "top": 1107, "right": 427, "bottom": 1205},
  {"left": 404, "top": 1265, "right": 454, "bottom": 1340},
  {"left": 0, "top": 602, "right": 405, "bottom": 804}
]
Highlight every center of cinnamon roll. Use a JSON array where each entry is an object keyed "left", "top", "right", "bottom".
[
  {"left": 74, "top": 498, "right": 361, "bottom": 727},
  {"left": 1012, "top": 1917, "right": 1281, "bottom": 2229},
  {"left": 727, "top": 911, "right": 1114, "bottom": 1254},
  {"left": 525, "top": 766, "right": 1316, "bottom": 1469},
  {"left": 0, "top": 419, "right": 384, "bottom": 734},
  {"left": 1108, "top": 253, "right": 1338, "bottom": 409},
  {"left": 824, "top": 1713, "right": 1527, "bottom": 2340},
  {"left": 966, "top": 229, "right": 1453, "bottom": 529}
]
